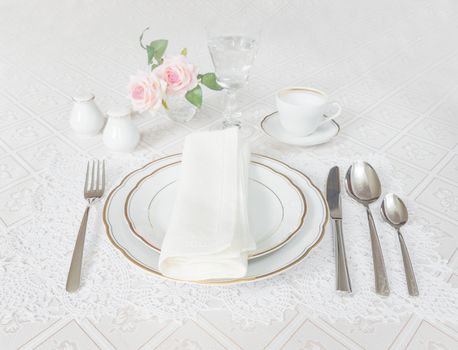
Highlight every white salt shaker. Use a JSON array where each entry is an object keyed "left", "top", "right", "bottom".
[
  {"left": 103, "top": 105, "right": 140, "bottom": 152},
  {"left": 70, "top": 93, "right": 105, "bottom": 135}
]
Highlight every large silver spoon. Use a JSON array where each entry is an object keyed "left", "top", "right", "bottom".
[
  {"left": 381, "top": 193, "right": 419, "bottom": 296},
  {"left": 345, "top": 161, "right": 390, "bottom": 296}
]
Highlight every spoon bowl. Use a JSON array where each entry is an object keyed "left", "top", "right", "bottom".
[
  {"left": 381, "top": 193, "right": 408, "bottom": 229},
  {"left": 345, "top": 161, "right": 382, "bottom": 205}
]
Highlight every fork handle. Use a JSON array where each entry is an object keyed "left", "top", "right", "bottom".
[{"left": 66, "top": 205, "right": 90, "bottom": 292}]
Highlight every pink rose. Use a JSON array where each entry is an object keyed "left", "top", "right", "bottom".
[
  {"left": 154, "top": 55, "right": 198, "bottom": 96},
  {"left": 128, "top": 71, "right": 166, "bottom": 112}
]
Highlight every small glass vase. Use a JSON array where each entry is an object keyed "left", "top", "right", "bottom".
[{"left": 165, "top": 95, "right": 197, "bottom": 123}]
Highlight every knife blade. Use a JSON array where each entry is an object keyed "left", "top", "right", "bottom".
[
  {"left": 326, "top": 166, "right": 342, "bottom": 219},
  {"left": 326, "top": 166, "right": 352, "bottom": 292}
]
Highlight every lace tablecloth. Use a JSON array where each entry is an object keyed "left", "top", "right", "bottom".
[{"left": 1, "top": 0, "right": 458, "bottom": 349}]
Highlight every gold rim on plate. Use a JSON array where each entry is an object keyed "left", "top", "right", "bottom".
[
  {"left": 102, "top": 153, "right": 329, "bottom": 285},
  {"left": 123, "top": 158, "right": 307, "bottom": 259}
]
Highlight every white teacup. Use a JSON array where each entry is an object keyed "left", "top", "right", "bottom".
[{"left": 276, "top": 87, "right": 342, "bottom": 137}]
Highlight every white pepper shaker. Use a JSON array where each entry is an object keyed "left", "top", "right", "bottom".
[
  {"left": 70, "top": 93, "right": 105, "bottom": 135},
  {"left": 103, "top": 105, "right": 140, "bottom": 152}
]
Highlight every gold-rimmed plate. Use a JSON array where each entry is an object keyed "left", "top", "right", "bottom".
[
  {"left": 124, "top": 159, "right": 306, "bottom": 259},
  {"left": 103, "top": 153, "right": 328, "bottom": 284}
]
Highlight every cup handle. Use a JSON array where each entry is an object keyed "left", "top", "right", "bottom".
[{"left": 320, "top": 101, "right": 342, "bottom": 126}]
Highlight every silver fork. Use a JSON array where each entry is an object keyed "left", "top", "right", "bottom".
[{"left": 66, "top": 160, "right": 105, "bottom": 292}]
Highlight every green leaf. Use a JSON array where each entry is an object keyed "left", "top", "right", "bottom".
[
  {"left": 200, "top": 73, "right": 223, "bottom": 90},
  {"left": 149, "top": 39, "right": 168, "bottom": 61},
  {"left": 180, "top": 48, "right": 188, "bottom": 56},
  {"left": 146, "top": 45, "right": 155, "bottom": 65},
  {"left": 197, "top": 74, "right": 203, "bottom": 79},
  {"left": 139, "top": 27, "right": 150, "bottom": 49},
  {"left": 162, "top": 99, "right": 169, "bottom": 110},
  {"left": 185, "top": 85, "right": 202, "bottom": 108}
]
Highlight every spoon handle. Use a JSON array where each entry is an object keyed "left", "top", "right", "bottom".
[
  {"left": 397, "top": 230, "right": 419, "bottom": 296},
  {"left": 366, "top": 207, "right": 390, "bottom": 296}
]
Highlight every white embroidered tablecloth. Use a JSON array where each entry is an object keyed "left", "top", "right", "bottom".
[{"left": 1, "top": 0, "right": 458, "bottom": 349}]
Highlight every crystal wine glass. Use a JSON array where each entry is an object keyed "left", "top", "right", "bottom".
[{"left": 206, "top": 20, "right": 260, "bottom": 134}]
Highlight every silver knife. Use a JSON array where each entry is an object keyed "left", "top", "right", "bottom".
[{"left": 326, "top": 166, "right": 352, "bottom": 292}]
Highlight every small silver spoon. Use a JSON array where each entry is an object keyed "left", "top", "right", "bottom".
[
  {"left": 345, "top": 161, "right": 390, "bottom": 296},
  {"left": 381, "top": 193, "right": 419, "bottom": 296}
]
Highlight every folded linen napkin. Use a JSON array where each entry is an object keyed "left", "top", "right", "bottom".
[{"left": 158, "top": 127, "right": 256, "bottom": 281}]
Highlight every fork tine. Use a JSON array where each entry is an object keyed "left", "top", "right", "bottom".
[
  {"left": 96, "top": 160, "right": 100, "bottom": 191},
  {"left": 84, "top": 161, "right": 90, "bottom": 193},
  {"left": 91, "top": 160, "right": 96, "bottom": 191},
  {"left": 101, "top": 160, "right": 106, "bottom": 192}
]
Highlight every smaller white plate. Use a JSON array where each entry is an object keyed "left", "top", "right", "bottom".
[
  {"left": 261, "top": 111, "right": 340, "bottom": 146},
  {"left": 125, "top": 160, "right": 306, "bottom": 259}
]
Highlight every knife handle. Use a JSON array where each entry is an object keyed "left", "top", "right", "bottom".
[
  {"left": 366, "top": 207, "right": 390, "bottom": 296},
  {"left": 332, "top": 219, "right": 352, "bottom": 293}
]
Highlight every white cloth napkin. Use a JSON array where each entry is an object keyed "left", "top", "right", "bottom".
[{"left": 158, "top": 127, "right": 256, "bottom": 281}]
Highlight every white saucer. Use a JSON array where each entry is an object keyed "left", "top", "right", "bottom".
[{"left": 261, "top": 112, "right": 340, "bottom": 146}]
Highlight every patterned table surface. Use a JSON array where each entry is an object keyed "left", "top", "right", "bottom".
[{"left": 1, "top": 0, "right": 458, "bottom": 349}]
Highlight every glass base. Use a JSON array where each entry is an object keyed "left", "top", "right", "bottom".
[
  {"left": 211, "top": 120, "right": 256, "bottom": 139},
  {"left": 223, "top": 119, "right": 241, "bottom": 129}
]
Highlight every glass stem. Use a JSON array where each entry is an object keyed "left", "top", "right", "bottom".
[{"left": 223, "top": 89, "right": 241, "bottom": 128}]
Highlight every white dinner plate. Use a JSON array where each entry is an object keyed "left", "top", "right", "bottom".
[
  {"left": 125, "top": 160, "right": 306, "bottom": 258},
  {"left": 261, "top": 111, "right": 340, "bottom": 146},
  {"left": 103, "top": 154, "right": 328, "bottom": 284}
]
